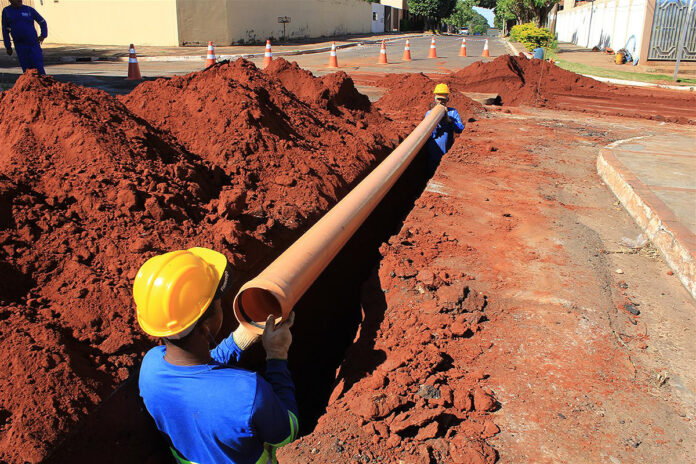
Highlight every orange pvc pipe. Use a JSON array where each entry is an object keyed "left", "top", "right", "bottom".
[{"left": 233, "top": 105, "right": 447, "bottom": 333}]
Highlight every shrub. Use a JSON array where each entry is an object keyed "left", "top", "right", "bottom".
[{"left": 510, "top": 22, "right": 554, "bottom": 51}]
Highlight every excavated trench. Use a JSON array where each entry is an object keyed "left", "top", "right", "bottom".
[{"left": 43, "top": 147, "right": 435, "bottom": 462}]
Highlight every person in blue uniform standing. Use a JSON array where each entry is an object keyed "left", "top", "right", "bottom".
[
  {"left": 2, "top": 0, "right": 47, "bottom": 74},
  {"left": 134, "top": 248, "right": 298, "bottom": 464},
  {"left": 425, "top": 83, "right": 465, "bottom": 175}
]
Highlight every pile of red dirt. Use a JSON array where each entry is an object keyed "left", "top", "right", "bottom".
[
  {"left": 0, "top": 62, "right": 398, "bottom": 463},
  {"left": 376, "top": 73, "right": 486, "bottom": 127},
  {"left": 449, "top": 55, "right": 696, "bottom": 124},
  {"left": 263, "top": 58, "right": 372, "bottom": 114},
  {"left": 0, "top": 71, "right": 223, "bottom": 463},
  {"left": 120, "top": 59, "right": 397, "bottom": 238}
]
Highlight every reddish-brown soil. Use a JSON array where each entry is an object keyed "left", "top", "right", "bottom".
[
  {"left": 447, "top": 55, "right": 696, "bottom": 124},
  {"left": 0, "top": 60, "right": 398, "bottom": 463},
  {"left": 375, "top": 73, "right": 486, "bottom": 127},
  {"left": 279, "top": 106, "right": 696, "bottom": 463},
  {"left": 2, "top": 54, "right": 694, "bottom": 464}
]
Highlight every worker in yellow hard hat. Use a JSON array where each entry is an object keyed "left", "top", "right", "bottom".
[
  {"left": 134, "top": 247, "right": 298, "bottom": 464},
  {"left": 425, "top": 83, "right": 465, "bottom": 175}
]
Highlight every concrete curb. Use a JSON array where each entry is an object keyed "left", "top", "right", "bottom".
[
  {"left": 597, "top": 138, "right": 696, "bottom": 300},
  {"left": 55, "top": 34, "right": 428, "bottom": 64},
  {"left": 580, "top": 74, "right": 695, "bottom": 92}
]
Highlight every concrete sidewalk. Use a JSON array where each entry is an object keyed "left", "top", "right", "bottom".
[
  {"left": 598, "top": 134, "right": 696, "bottom": 299},
  {"left": 0, "top": 32, "right": 428, "bottom": 65}
]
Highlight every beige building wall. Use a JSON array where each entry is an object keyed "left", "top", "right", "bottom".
[
  {"left": 27, "top": 0, "right": 370, "bottom": 46},
  {"left": 33, "top": 0, "right": 179, "bottom": 46},
  {"left": 178, "top": 0, "right": 373, "bottom": 45}
]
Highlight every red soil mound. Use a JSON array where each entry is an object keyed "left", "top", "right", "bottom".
[
  {"left": 121, "top": 59, "right": 396, "bottom": 237},
  {"left": 0, "top": 63, "right": 398, "bottom": 463},
  {"left": 0, "top": 71, "right": 222, "bottom": 463},
  {"left": 376, "top": 72, "right": 485, "bottom": 126},
  {"left": 264, "top": 58, "right": 372, "bottom": 113},
  {"left": 449, "top": 55, "right": 696, "bottom": 124}
]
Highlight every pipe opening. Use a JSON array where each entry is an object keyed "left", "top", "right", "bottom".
[{"left": 235, "top": 287, "right": 283, "bottom": 329}]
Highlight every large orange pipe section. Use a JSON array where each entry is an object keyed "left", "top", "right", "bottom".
[{"left": 233, "top": 105, "right": 447, "bottom": 333}]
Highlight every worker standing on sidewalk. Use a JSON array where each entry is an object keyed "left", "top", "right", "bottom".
[
  {"left": 2, "top": 0, "right": 47, "bottom": 75},
  {"left": 425, "top": 84, "right": 464, "bottom": 175},
  {"left": 134, "top": 247, "right": 298, "bottom": 464}
]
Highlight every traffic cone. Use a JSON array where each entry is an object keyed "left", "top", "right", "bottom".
[
  {"left": 378, "top": 40, "right": 388, "bottom": 64},
  {"left": 402, "top": 39, "right": 412, "bottom": 61},
  {"left": 263, "top": 39, "right": 273, "bottom": 68},
  {"left": 428, "top": 37, "right": 437, "bottom": 58},
  {"left": 205, "top": 41, "right": 216, "bottom": 67},
  {"left": 328, "top": 42, "right": 338, "bottom": 68},
  {"left": 482, "top": 39, "right": 490, "bottom": 57},
  {"left": 459, "top": 37, "right": 467, "bottom": 57},
  {"left": 126, "top": 44, "right": 141, "bottom": 80}
]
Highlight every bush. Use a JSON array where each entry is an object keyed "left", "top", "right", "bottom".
[{"left": 510, "top": 22, "right": 554, "bottom": 51}]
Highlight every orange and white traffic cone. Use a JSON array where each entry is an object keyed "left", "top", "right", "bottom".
[
  {"left": 482, "top": 39, "right": 490, "bottom": 57},
  {"left": 459, "top": 37, "right": 467, "bottom": 57},
  {"left": 205, "top": 41, "right": 216, "bottom": 68},
  {"left": 428, "top": 37, "right": 437, "bottom": 58},
  {"left": 263, "top": 39, "right": 273, "bottom": 68},
  {"left": 378, "top": 40, "right": 388, "bottom": 64},
  {"left": 328, "top": 42, "right": 339, "bottom": 68},
  {"left": 126, "top": 44, "right": 141, "bottom": 80},
  {"left": 402, "top": 39, "right": 412, "bottom": 61}
]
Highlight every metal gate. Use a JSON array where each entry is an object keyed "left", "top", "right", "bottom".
[{"left": 648, "top": 0, "right": 696, "bottom": 61}]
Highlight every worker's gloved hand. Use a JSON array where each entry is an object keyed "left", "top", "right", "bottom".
[
  {"left": 38, "top": 36, "right": 46, "bottom": 45},
  {"left": 232, "top": 325, "right": 260, "bottom": 350},
  {"left": 5, "top": 48, "right": 12, "bottom": 56},
  {"left": 262, "top": 312, "right": 295, "bottom": 361}
]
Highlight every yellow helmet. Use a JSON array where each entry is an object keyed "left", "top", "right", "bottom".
[
  {"left": 433, "top": 83, "right": 450, "bottom": 95},
  {"left": 133, "top": 247, "right": 228, "bottom": 338}
]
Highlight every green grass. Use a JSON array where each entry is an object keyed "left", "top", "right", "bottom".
[{"left": 547, "top": 50, "right": 696, "bottom": 86}]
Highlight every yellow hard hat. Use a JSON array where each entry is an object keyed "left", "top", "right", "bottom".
[
  {"left": 433, "top": 83, "right": 450, "bottom": 95},
  {"left": 133, "top": 247, "right": 228, "bottom": 338}
]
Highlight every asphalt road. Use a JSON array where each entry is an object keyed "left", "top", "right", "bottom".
[{"left": 0, "top": 35, "right": 508, "bottom": 94}]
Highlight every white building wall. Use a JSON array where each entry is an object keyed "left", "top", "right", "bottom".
[
  {"left": 556, "top": 0, "right": 647, "bottom": 57},
  {"left": 372, "top": 4, "right": 386, "bottom": 33}
]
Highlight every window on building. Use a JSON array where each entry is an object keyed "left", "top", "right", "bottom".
[{"left": 373, "top": 12, "right": 379, "bottom": 21}]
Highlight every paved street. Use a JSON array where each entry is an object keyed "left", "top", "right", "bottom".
[{"left": 0, "top": 35, "right": 508, "bottom": 94}]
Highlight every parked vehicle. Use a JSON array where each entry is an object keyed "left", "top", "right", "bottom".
[{"left": 459, "top": 27, "right": 469, "bottom": 35}]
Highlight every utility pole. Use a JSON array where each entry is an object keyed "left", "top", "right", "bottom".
[{"left": 674, "top": 0, "right": 695, "bottom": 81}]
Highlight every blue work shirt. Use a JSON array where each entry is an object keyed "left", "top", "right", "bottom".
[
  {"left": 425, "top": 106, "right": 465, "bottom": 161},
  {"left": 2, "top": 5, "right": 47, "bottom": 48},
  {"left": 139, "top": 334, "right": 298, "bottom": 464}
]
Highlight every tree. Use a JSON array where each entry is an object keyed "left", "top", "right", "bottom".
[
  {"left": 408, "top": 0, "right": 458, "bottom": 26},
  {"left": 493, "top": 0, "right": 561, "bottom": 28},
  {"left": 445, "top": 0, "right": 489, "bottom": 33},
  {"left": 476, "top": 0, "right": 497, "bottom": 9}
]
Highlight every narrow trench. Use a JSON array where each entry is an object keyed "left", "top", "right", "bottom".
[
  {"left": 283, "top": 149, "right": 433, "bottom": 434},
  {"left": 45, "top": 149, "right": 434, "bottom": 462}
]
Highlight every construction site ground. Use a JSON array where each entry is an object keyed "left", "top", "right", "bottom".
[{"left": 0, "top": 39, "right": 695, "bottom": 464}]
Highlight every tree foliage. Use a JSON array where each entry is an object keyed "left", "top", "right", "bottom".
[
  {"left": 445, "top": 0, "right": 489, "bottom": 34},
  {"left": 493, "top": 0, "right": 560, "bottom": 27},
  {"left": 407, "top": 0, "right": 458, "bottom": 21}
]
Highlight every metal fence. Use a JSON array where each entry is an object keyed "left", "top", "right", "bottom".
[{"left": 648, "top": 0, "right": 696, "bottom": 61}]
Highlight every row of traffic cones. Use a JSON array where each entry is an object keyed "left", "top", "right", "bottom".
[
  {"left": 126, "top": 37, "right": 491, "bottom": 79},
  {"left": 127, "top": 40, "right": 274, "bottom": 80},
  {"left": 373, "top": 37, "right": 489, "bottom": 64}
]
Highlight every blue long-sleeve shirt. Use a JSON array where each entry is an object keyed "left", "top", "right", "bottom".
[
  {"left": 425, "top": 106, "right": 464, "bottom": 158},
  {"left": 139, "top": 334, "right": 298, "bottom": 464},
  {"left": 2, "top": 5, "right": 47, "bottom": 49}
]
